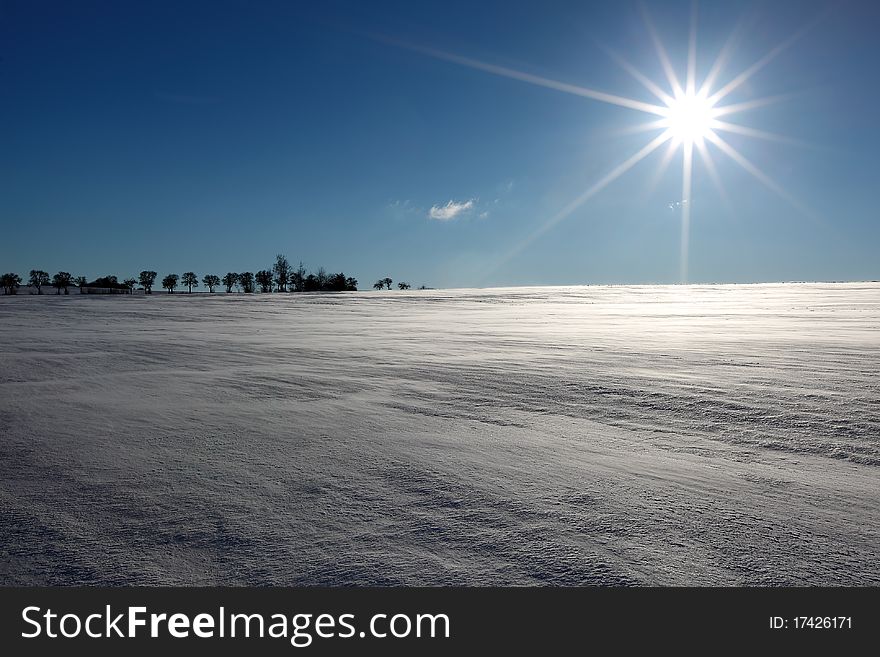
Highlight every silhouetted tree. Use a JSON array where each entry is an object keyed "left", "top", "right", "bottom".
[
  {"left": 29, "top": 270, "right": 49, "bottom": 294},
  {"left": 74, "top": 276, "right": 87, "bottom": 289},
  {"left": 303, "top": 274, "right": 319, "bottom": 292},
  {"left": 239, "top": 271, "right": 255, "bottom": 293},
  {"left": 315, "top": 267, "right": 328, "bottom": 291},
  {"left": 324, "top": 273, "right": 345, "bottom": 292},
  {"left": 162, "top": 274, "right": 179, "bottom": 293},
  {"left": 373, "top": 280, "right": 384, "bottom": 290},
  {"left": 139, "top": 270, "right": 157, "bottom": 294},
  {"left": 52, "top": 271, "right": 73, "bottom": 294},
  {"left": 222, "top": 272, "right": 239, "bottom": 293},
  {"left": 123, "top": 277, "right": 137, "bottom": 293},
  {"left": 324, "top": 272, "right": 358, "bottom": 292},
  {"left": 273, "top": 254, "right": 290, "bottom": 292},
  {"left": 181, "top": 272, "right": 199, "bottom": 293},
  {"left": 383, "top": 277, "right": 393, "bottom": 290},
  {"left": 203, "top": 274, "right": 220, "bottom": 293},
  {"left": 291, "top": 262, "right": 306, "bottom": 292},
  {"left": 1, "top": 273, "right": 22, "bottom": 294},
  {"left": 255, "top": 270, "right": 273, "bottom": 293},
  {"left": 397, "top": 282, "right": 411, "bottom": 290},
  {"left": 326, "top": 272, "right": 344, "bottom": 291},
  {"left": 346, "top": 277, "right": 358, "bottom": 291}
]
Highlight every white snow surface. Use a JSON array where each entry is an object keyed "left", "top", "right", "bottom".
[{"left": 1, "top": 283, "right": 878, "bottom": 585}]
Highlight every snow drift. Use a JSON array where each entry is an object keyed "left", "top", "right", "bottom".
[{"left": 1, "top": 283, "right": 877, "bottom": 585}]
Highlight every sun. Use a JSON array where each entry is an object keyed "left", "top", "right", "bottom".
[
  {"left": 662, "top": 91, "right": 715, "bottom": 145},
  {"left": 390, "top": 4, "right": 816, "bottom": 282}
]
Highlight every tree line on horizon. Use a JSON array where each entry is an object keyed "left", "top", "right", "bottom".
[{"left": 1, "top": 255, "right": 422, "bottom": 295}]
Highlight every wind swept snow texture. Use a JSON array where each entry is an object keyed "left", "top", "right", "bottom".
[{"left": 1, "top": 283, "right": 878, "bottom": 586}]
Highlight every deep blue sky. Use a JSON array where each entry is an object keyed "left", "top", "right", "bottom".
[{"left": 1, "top": 0, "right": 878, "bottom": 287}]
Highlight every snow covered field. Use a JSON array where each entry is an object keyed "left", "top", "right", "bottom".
[{"left": 1, "top": 283, "right": 878, "bottom": 585}]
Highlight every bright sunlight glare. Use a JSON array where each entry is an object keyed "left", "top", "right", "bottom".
[
  {"left": 390, "top": 3, "right": 821, "bottom": 283},
  {"left": 662, "top": 91, "right": 716, "bottom": 144}
]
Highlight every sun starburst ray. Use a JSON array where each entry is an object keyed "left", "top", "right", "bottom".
[
  {"left": 496, "top": 130, "right": 672, "bottom": 269},
  {"left": 680, "top": 140, "right": 694, "bottom": 282},
  {"left": 640, "top": 4, "right": 684, "bottom": 97},
  {"left": 382, "top": 38, "right": 667, "bottom": 116},
  {"left": 707, "top": 45, "right": 788, "bottom": 106},
  {"left": 706, "top": 131, "right": 816, "bottom": 220},
  {"left": 612, "top": 118, "right": 669, "bottom": 137},
  {"left": 698, "top": 22, "right": 744, "bottom": 98},
  {"left": 603, "top": 47, "right": 675, "bottom": 106},
  {"left": 706, "top": 12, "right": 824, "bottom": 106},
  {"left": 695, "top": 136, "right": 735, "bottom": 219},
  {"left": 644, "top": 137, "right": 680, "bottom": 199},
  {"left": 686, "top": 1, "right": 698, "bottom": 97},
  {"left": 711, "top": 94, "right": 793, "bottom": 118},
  {"left": 711, "top": 120, "right": 807, "bottom": 147}
]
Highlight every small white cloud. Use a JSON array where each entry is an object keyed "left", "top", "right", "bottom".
[
  {"left": 428, "top": 199, "right": 475, "bottom": 221},
  {"left": 479, "top": 211, "right": 489, "bottom": 219}
]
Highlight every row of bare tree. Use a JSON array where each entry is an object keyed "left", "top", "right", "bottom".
[
  {"left": 1, "top": 271, "right": 84, "bottom": 295},
  {"left": 146, "top": 256, "right": 360, "bottom": 294},
  {"left": 2, "top": 255, "right": 419, "bottom": 295}
]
